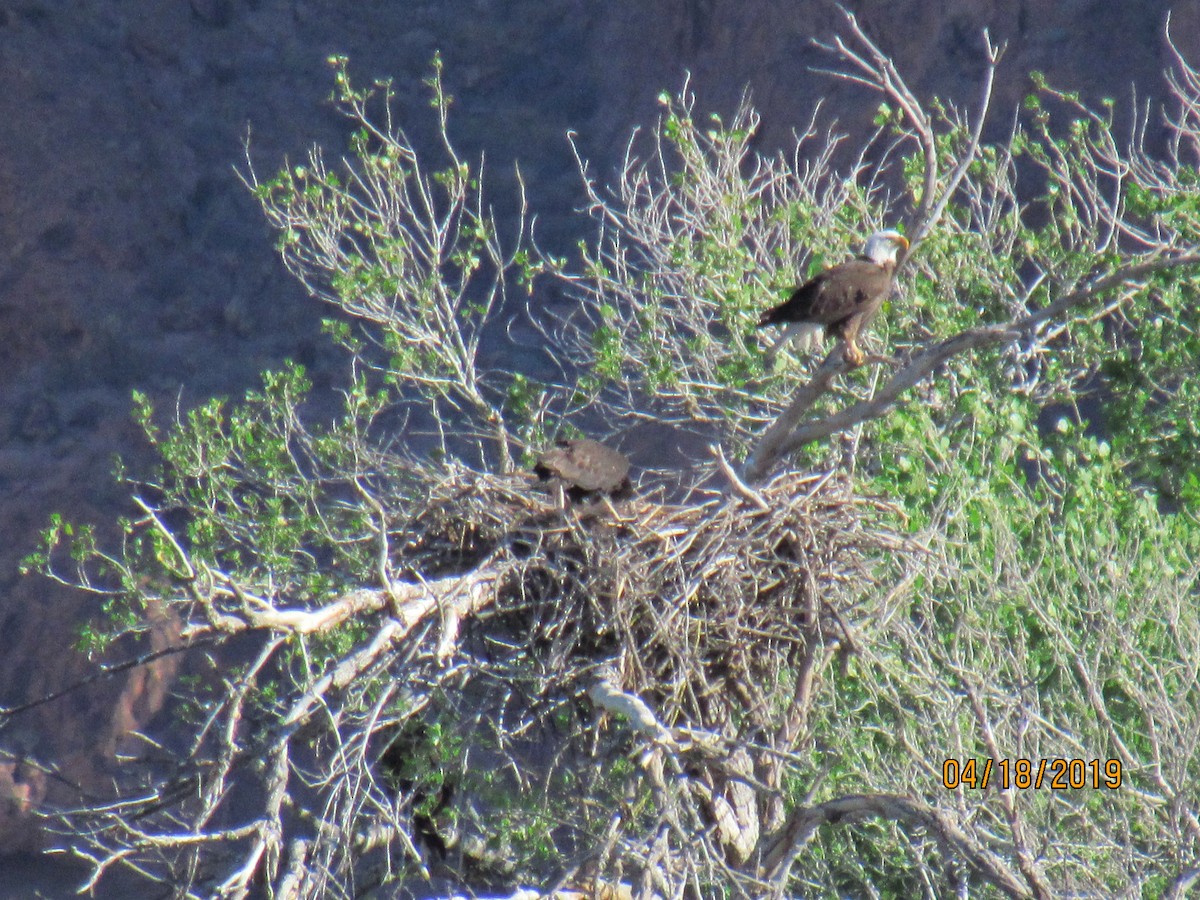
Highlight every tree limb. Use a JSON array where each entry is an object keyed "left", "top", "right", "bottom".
[{"left": 760, "top": 793, "right": 1032, "bottom": 898}]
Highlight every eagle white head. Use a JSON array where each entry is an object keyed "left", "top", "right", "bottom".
[{"left": 863, "top": 229, "right": 909, "bottom": 266}]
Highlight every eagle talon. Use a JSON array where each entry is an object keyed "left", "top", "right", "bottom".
[{"left": 843, "top": 343, "right": 866, "bottom": 368}]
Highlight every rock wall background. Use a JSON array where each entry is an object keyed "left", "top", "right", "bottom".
[{"left": 0, "top": 0, "right": 1196, "bottom": 868}]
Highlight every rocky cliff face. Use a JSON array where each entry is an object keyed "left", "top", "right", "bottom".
[{"left": 0, "top": 0, "right": 1194, "bottom": 853}]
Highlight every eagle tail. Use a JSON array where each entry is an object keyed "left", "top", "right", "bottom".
[{"left": 764, "top": 321, "right": 824, "bottom": 363}]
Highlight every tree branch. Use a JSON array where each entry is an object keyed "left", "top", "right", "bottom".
[
  {"left": 180, "top": 565, "right": 504, "bottom": 639},
  {"left": 761, "top": 793, "right": 1032, "bottom": 898},
  {"left": 815, "top": 6, "right": 939, "bottom": 232}
]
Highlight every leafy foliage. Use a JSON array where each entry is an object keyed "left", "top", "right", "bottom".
[{"left": 13, "top": 15, "right": 1200, "bottom": 900}]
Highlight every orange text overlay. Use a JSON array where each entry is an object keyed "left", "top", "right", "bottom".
[{"left": 942, "top": 758, "right": 1122, "bottom": 791}]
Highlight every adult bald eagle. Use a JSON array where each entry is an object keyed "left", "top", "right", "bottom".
[{"left": 757, "top": 229, "right": 909, "bottom": 367}]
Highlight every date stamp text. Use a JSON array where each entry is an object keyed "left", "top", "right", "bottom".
[{"left": 942, "top": 758, "right": 1122, "bottom": 790}]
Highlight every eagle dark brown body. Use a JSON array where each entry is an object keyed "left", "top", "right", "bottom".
[{"left": 757, "top": 230, "right": 908, "bottom": 366}]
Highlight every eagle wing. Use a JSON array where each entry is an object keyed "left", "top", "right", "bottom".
[{"left": 757, "top": 259, "right": 893, "bottom": 331}]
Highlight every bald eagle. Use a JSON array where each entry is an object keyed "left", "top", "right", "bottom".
[{"left": 757, "top": 229, "right": 909, "bottom": 367}]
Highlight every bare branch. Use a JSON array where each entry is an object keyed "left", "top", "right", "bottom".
[
  {"left": 744, "top": 346, "right": 870, "bottom": 481},
  {"left": 907, "top": 31, "right": 1003, "bottom": 250},
  {"left": 815, "top": 6, "right": 939, "bottom": 229},
  {"left": 762, "top": 793, "right": 1032, "bottom": 898}
]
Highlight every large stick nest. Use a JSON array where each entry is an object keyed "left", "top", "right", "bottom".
[{"left": 393, "top": 465, "right": 907, "bottom": 736}]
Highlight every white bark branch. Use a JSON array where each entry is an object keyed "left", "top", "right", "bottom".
[{"left": 182, "top": 566, "right": 503, "bottom": 639}]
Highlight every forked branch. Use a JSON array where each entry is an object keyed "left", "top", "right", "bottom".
[{"left": 761, "top": 793, "right": 1033, "bottom": 898}]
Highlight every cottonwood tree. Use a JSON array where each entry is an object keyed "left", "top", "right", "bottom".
[{"left": 13, "top": 8, "right": 1200, "bottom": 899}]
